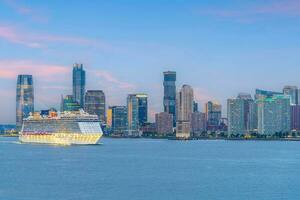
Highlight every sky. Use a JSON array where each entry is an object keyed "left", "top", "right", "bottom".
[{"left": 1, "top": 0, "right": 300, "bottom": 124}]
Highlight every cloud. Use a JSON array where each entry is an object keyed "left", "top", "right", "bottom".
[
  {"left": 3, "top": 0, "right": 49, "bottom": 23},
  {"left": 0, "top": 60, "right": 69, "bottom": 80},
  {"left": 94, "top": 70, "right": 136, "bottom": 89},
  {"left": 197, "top": 0, "right": 300, "bottom": 22},
  {"left": 0, "top": 24, "right": 116, "bottom": 50}
]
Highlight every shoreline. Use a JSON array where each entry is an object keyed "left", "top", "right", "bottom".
[{"left": 2, "top": 134, "right": 300, "bottom": 142}]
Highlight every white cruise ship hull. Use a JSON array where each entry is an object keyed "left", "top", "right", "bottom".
[{"left": 19, "top": 133, "right": 103, "bottom": 145}]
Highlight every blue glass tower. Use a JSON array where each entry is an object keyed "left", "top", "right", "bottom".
[
  {"left": 16, "top": 75, "right": 34, "bottom": 129},
  {"left": 73, "top": 63, "right": 86, "bottom": 108},
  {"left": 163, "top": 71, "right": 176, "bottom": 126}
]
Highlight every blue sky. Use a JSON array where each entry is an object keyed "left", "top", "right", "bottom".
[{"left": 1, "top": 0, "right": 300, "bottom": 123}]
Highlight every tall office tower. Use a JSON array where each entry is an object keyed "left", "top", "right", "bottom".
[
  {"left": 163, "top": 71, "right": 176, "bottom": 126},
  {"left": 191, "top": 112, "right": 206, "bottom": 136},
  {"left": 291, "top": 105, "right": 300, "bottom": 131},
  {"left": 106, "top": 107, "right": 113, "bottom": 128},
  {"left": 60, "top": 95, "right": 81, "bottom": 112},
  {"left": 255, "top": 89, "right": 282, "bottom": 100},
  {"left": 227, "top": 98, "right": 245, "bottom": 136},
  {"left": 237, "top": 93, "right": 254, "bottom": 132},
  {"left": 16, "top": 75, "right": 34, "bottom": 129},
  {"left": 257, "top": 95, "right": 291, "bottom": 135},
  {"left": 73, "top": 63, "right": 86, "bottom": 107},
  {"left": 205, "top": 101, "right": 222, "bottom": 131},
  {"left": 84, "top": 90, "right": 106, "bottom": 123},
  {"left": 110, "top": 106, "right": 127, "bottom": 134},
  {"left": 155, "top": 112, "right": 173, "bottom": 136},
  {"left": 176, "top": 85, "right": 194, "bottom": 138},
  {"left": 283, "top": 86, "right": 298, "bottom": 105},
  {"left": 127, "top": 94, "right": 139, "bottom": 136},
  {"left": 248, "top": 101, "right": 258, "bottom": 131},
  {"left": 136, "top": 94, "right": 148, "bottom": 126},
  {"left": 193, "top": 101, "right": 199, "bottom": 112}
]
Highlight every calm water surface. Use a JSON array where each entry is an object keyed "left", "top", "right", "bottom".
[{"left": 1, "top": 137, "right": 300, "bottom": 200}]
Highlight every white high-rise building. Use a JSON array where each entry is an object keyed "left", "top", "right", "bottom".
[
  {"left": 257, "top": 95, "right": 291, "bottom": 135},
  {"left": 176, "top": 85, "right": 193, "bottom": 138},
  {"left": 283, "top": 86, "right": 298, "bottom": 105},
  {"left": 227, "top": 98, "right": 245, "bottom": 136}
]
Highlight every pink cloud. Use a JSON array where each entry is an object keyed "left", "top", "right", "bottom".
[
  {"left": 0, "top": 24, "right": 117, "bottom": 51},
  {"left": 0, "top": 60, "right": 69, "bottom": 80},
  {"left": 94, "top": 70, "right": 136, "bottom": 89}
]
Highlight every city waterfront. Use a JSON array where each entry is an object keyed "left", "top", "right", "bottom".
[{"left": 1, "top": 137, "right": 300, "bottom": 200}]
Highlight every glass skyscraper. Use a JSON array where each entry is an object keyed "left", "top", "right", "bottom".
[
  {"left": 163, "top": 71, "right": 176, "bottom": 126},
  {"left": 73, "top": 63, "right": 85, "bottom": 107},
  {"left": 205, "top": 101, "right": 222, "bottom": 131},
  {"left": 127, "top": 94, "right": 139, "bottom": 136},
  {"left": 84, "top": 90, "right": 106, "bottom": 123},
  {"left": 283, "top": 86, "right": 298, "bottom": 105},
  {"left": 16, "top": 75, "right": 34, "bottom": 129},
  {"left": 136, "top": 94, "right": 148, "bottom": 126},
  {"left": 257, "top": 95, "right": 291, "bottom": 135},
  {"left": 110, "top": 106, "right": 127, "bottom": 134},
  {"left": 227, "top": 98, "right": 245, "bottom": 136}
]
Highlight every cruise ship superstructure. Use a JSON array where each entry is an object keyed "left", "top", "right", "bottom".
[{"left": 19, "top": 110, "right": 103, "bottom": 145}]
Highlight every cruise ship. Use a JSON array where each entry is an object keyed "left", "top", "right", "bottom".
[{"left": 19, "top": 110, "right": 103, "bottom": 145}]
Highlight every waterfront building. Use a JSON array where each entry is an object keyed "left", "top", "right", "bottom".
[
  {"left": 110, "top": 106, "right": 127, "bottom": 135},
  {"left": 155, "top": 112, "right": 173, "bottom": 136},
  {"left": 163, "top": 71, "right": 176, "bottom": 126},
  {"left": 106, "top": 107, "right": 113, "bottom": 128},
  {"left": 191, "top": 112, "right": 206, "bottom": 136},
  {"left": 176, "top": 85, "right": 193, "bottom": 138},
  {"left": 84, "top": 90, "right": 106, "bottom": 123},
  {"left": 237, "top": 93, "right": 254, "bottom": 132},
  {"left": 257, "top": 95, "right": 291, "bottom": 135},
  {"left": 140, "top": 123, "right": 156, "bottom": 137},
  {"left": 16, "top": 75, "right": 34, "bottom": 129},
  {"left": 205, "top": 101, "right": 222, "bottom": 131},
  {"left": 283, "top": 86, "right": 298, "bottom": 105},
  {"left": 291, "top": 105, "right": 300, "bottom": 131},
  {"left": 73, "top": 63, "right": 85, "bottom": 107},
  {"left": 127, "top": 94, "right": 140, "bottom": 136},
  {"left": 60, "top": 95, "right": 81, "bottom": 112},
  {"left": 227, "top": 98, "right": 245, "bottom": 136},
  {"left": 255, "top": 89, "right": 282, "bottom": 100},
  {"left": 248, "top": 100, "right": 258, "bottom": 131},
  {"left": 136, "top": 94, "right": 148, "bottom": 126}
]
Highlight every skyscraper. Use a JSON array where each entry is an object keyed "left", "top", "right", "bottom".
[
  {"left": 127, "top": 94, "right": 139, "bottom": 136},
  {"left": 163, "top": 71, "right": 176, "bottom": 126},
  {"left": 136, "top": 94, "right": 148, "bottom": 126},
  {"left": 110, "top": 106, "right": 127, "bottom": 134},
  {"left": 191, "top": 112, "right": 206, "bottom": 136},
  {"left": 283, "top": 86, "right": 298, "bottom": 105},
  {"left": 257, "top": 95, "right": 291, "bottom": 135},
  {"left": 237, "top": 93, "right": 254, "bottom": 132},
  {"left": 155, "top": 112, "right": 173, "bottom": 136},
  {"left": 227, "top": 98, "right": 245, "bottom": 136},
  {"left": 73, "top": 63, "right": 85, "bottom": 107},
  {"left": 291, "top": 105, "right": 300, "bottom": 131},
  {"left": 16, "top": 75, "right": 34, "bottom": 129},
  {"left": 176, "top": 85, "right": 194, "bottom": 138},
  {"left": 205, "top": 101, "right": 222, "bottom": 131},
  {"left": 84, "top": 90, "right": 106, "bottom": 123}
]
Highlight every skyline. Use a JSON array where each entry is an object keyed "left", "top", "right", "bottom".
[{"left": 1, "top": 0, "right": 300, "bottom": 123}]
